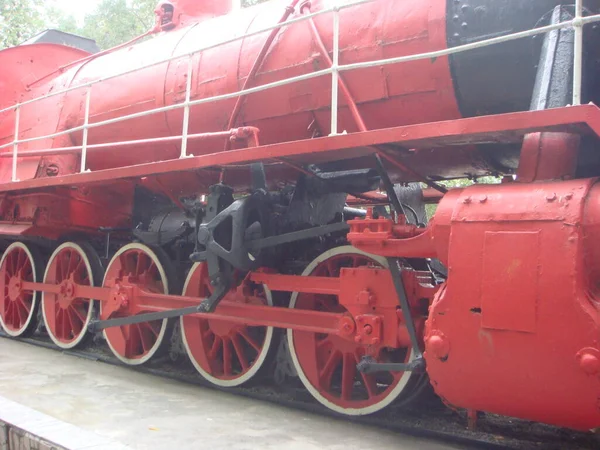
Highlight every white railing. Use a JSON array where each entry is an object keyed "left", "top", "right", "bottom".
[{"left": 2, "top": 0, "right": 598, "bottom": 183}]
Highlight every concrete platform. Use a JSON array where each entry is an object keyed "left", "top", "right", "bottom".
[{"left": 0, "top": 338, "right": 464, "bottom": 450}]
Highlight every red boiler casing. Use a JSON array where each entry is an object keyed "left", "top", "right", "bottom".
[{"left": 0, "top": 0, "right": 462, "bottom": 185}]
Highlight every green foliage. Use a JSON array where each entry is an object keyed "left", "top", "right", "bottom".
[
  {"left": 424, "top": 176, "right": 502, "bottom": 219},
  {"left": 0, "top": 0, "right": 274, "bottom": 51},
  {"left": 76, "top": 0, "right": 156, "bottom": 50},
  {"left": 0, "top": 0, "right": 44, "bottom": 49},
  {"left": 242, "top": 0, "right": 271, "bottom": 6}
]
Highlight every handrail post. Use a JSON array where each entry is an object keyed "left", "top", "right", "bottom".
[
  {"left": 330, "top": 3, "right": 340, "bottom": 136},
  {"left": 573, "top": 0, "right": 583, "bottom": 105},
  {"left": 180, "top": 55, "right": 194, "bottom": 158},
  {"left": 12, "top": 105, "right": 20, "bottom": 182},
  {"left": 81, "top": 88, "right": 92, "bottom": 173}
]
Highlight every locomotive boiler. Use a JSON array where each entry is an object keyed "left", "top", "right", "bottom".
[{"left": 0, "top": 0, "right": 599, "bottom": 434}]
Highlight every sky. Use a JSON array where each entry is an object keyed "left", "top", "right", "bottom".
[{"left": 53, "top": 0, "right": 102, "bottom": 25}]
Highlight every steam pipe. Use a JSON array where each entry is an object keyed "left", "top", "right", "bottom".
[{"left": 225, "top": 0, "right": 303, "bottom": 140}]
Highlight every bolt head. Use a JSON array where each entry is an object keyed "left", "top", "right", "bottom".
[
  {"left": 427, "top": 334, "right": 450, "bottom": 360},
  {"left": 579, "top": 353, "right": 600, "bottom": 375},
  {"left": 357, "top": 290, "right": 371, "bottom": 304}
]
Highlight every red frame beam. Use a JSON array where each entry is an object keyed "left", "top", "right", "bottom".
[{"left": 1, "top": 105, "right": 598, "bottom": 193}]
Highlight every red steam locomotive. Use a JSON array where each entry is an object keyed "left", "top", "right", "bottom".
[{"left": 0, "top": 0, "right": 599, "bottom": 432}]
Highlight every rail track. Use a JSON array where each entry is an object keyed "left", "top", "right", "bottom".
[{"left": 1, "top": 330, "right": 597, "bottom": 450}]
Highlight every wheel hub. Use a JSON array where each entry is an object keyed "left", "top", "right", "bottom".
[
  {"left": 208, "top": 313, "right": 240, "bottom": 336},
  {"left": 7, "top": 275, "right": 22, "bottom": 302},
  {"left": 58, "top": 279, "right": 76, "bottom": 309},
  {"left": 105, "top": 283, "right": 131, "bottom": 317}
]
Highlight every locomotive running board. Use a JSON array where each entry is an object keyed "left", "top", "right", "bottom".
[{"left": 0, "top": 105, "right": 597, "bottom": 193}]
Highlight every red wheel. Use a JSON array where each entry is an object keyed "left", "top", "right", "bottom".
[
  {"left": 101, "top": 244, "right": 172, "bottom": 365},
  {"left": 288, "top": 246, "right": 417, "bottom": 415},
  {"left": 181, "top": 262, "right": 274, "bottom": 387},
  {"left": 42, "top": 242, "right": 101, "bottom": 349},
  {"left": 0, "top": 242, "right": 41, "bottom": 337}
]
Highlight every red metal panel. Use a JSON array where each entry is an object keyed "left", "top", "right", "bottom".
[
  {"left": 480, "top": 231, "right": 539, "bottom": 333},
  {"left": 424, "top": 180, "right": 600, "bottom": 431}
]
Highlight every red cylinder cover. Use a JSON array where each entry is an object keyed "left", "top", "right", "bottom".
[
  {"left": 0, "top": 0, "right": 460, "bottom": 182},
  {"left": 425, "top": 180, "right": 600, "bottom": 430}
]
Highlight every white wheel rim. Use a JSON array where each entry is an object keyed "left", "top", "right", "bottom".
[
  {"left": 287, "top": 245, "right": 416, "bottom": 415},
  {"left": 101, "top": 243, "right": 169, "bottom": 366},
  {"left": 180, "top": 262, "right": 274, "bottom": 387},
  {"left": 41, "top": 242, "right": 95, "bottom": 350},
  {"left": 0, "top": 242, "right": 38, "bottom": 337}
]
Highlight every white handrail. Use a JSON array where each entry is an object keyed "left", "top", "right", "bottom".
[
  {"left": 180, "top": 55, "right": 194, "bottom": 159},
  {"left": 0, "top": 68, "right": 332, "bottom": 151},
  {"left": 574, "top": 0, "right": 584, "bottom": 105},
  {"left": 11, "top": 106, "right": 19, "bottom": 182},
  {"left": 0, "top": 0, "right": 375, "bottom": 117},
  {"left": 4, "top": 0, "right": 600, "bottom": 182},
  {"left": 330, "top": 4, "right": 340, "bottom": 136},
  {"left": 338, "top": 14, "right": 600, "bottom": 73},
  {"left": 80, "top": 88, "right": 92, "bottom": 173}
]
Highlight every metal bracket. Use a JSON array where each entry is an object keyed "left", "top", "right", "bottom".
[
  {"left": 247, "top": 222, "right": 349, "bottom": 251},
  {"left": 357, "top": 355, "right": 425, "bottom": 374},
  {"left": 88, "top": 286, "right": 227, "bottom": 331},
  {"left": 388, "top": 257, "right": 423, "bottom": 359},
  {"left": 192, "top": 190, "right": 267, "bottom": 271},
  {"left": 374, "top": 154, "right": 407, "bottom": 219}
]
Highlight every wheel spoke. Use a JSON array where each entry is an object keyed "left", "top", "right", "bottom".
[
  {"left": 222, "top": 337, "right": 232, "bottom": 376},
  {"left": 231, "top": 334, "right": 249, "bottom": 371},
  {"left": 69, "top": 304, "right": 86, "bottom": 324},
  {"left": 208, "top": 336, "right": 222, "bottom": 361},
  {"left": 16, "top": 249, "right": 24, "bottom": 273},
  {"left": 355, "top": 353, "right": 377, "bottom": 399},
  {"left": 74, "top": 258, "right": 85, "bottom": 279},
  {"left": 341, "top": 352, "right": 356, "bottom": 401},
  {"left": 202, "top": 327, "right": 213, "bottom": 341},
  {"left": 16, "top": 296, "right": 30, "bottom": 314},
  {"left": 136, "top": 324, "right": 152, "bottom": 353},
  {"left": 319, "top": 350, "right": 342, "bottom": 390},
  {"left": 125, "top": 325, "right": 138, "bottom": 358},
  {"left": 61, "top": 310, "right": 70, "bottom": 340},
  {"left": 5, "top": 302, "right": 13, "bottom": 325},
  {"left": 67, "top": 307, "right": 83, "bottom": 337},
  {"left": 113, "top": 326, "right": 129, "bottom": 357},
  {"left": 142, "top": 321, "right": 160, "bottom": 338},
  {"left": 316, "top": 337, "right": 331, "bottom": 351},
  {"left": 238, "top": 329, "right": 261, "bottom": 353},
  {"left": 14, "top": 299, "right": 24, "bottom": 327}
]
